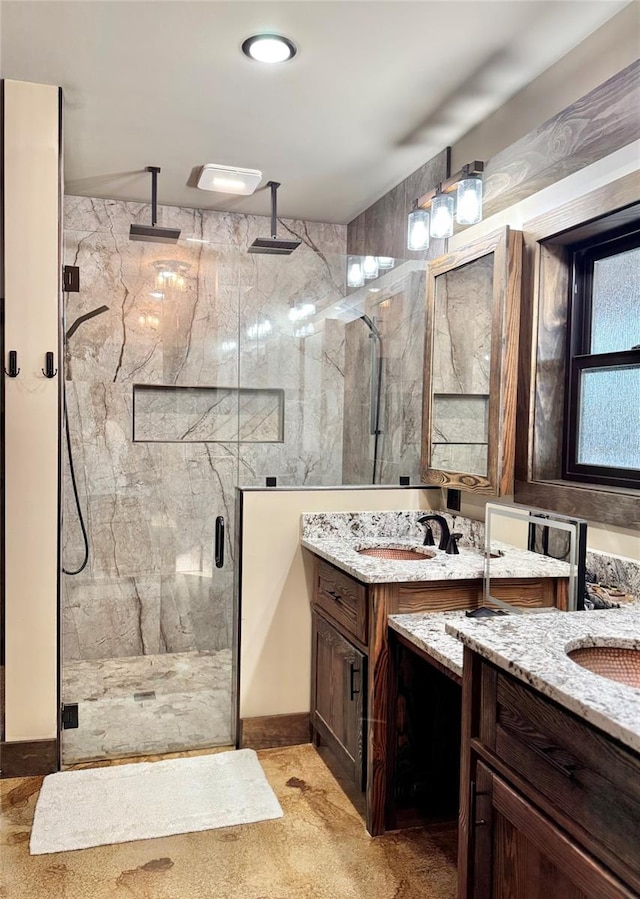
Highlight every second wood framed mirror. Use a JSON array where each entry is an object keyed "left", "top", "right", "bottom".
[{"left": 421, "top": 226, "right": 523, "bottom": 495}]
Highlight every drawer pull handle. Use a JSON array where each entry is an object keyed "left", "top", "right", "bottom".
[
  {"left": 471, "top": 781, "right": 487, "bottom": 826},
  {"left": 349, "top": 663, "right": 360, "bottom": 700},
  {"left": 327, "top": 589, "right": 342, "bottom": 602}
]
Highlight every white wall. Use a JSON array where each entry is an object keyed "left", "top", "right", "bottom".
[
  {"left": 239, "top": 488, "right": 438, "bottom": 719},
  {"left": 447, "top": 143, "right": 640, "bottom": 562}
]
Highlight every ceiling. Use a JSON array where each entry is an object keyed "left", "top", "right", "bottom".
[{"left": 0, "top": 1, "right": 627, "bottom": 223}]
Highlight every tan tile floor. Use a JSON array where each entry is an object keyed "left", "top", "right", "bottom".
[{"left": 1, "top": 744, "right": 457, "bottom": 899}]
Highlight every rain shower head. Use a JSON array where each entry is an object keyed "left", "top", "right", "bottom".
[
  {"left": 129, "top": 224, "right": 181, "bottom": 244},
  {"left": 129, "top": 166, "right": 181, "bottom": 245},
  {"left": 248, "top": 236, "right": 301, "bottom": 255},
  {"left": 248, "top": 181, "right": 301, "bottom": 255}
]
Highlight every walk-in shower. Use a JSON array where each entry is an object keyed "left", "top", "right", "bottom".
[{"left": 60, "top": 194, "right": 347, "bottom": 763}]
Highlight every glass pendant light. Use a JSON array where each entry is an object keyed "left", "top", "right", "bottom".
[
  {"left": 456, "top": 176, "right": 483, "bottom": 225},
  {"left": 347, "top": 256, "right": 365, "bottom": 288},
  {"left": 407, "top": 208, "right": 430, "bottom": 251},
  {"left": 377, "top": 256, "right": 394, "bottom": 270},
  {"left": 430, "top": 192, "right": 455, "bottom": 239},
  {"left": 362, "top": 255, "right": 379, "bottom": 279}
]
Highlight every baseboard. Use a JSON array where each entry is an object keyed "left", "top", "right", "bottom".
[
  {"left": 0, "top": 738, "right": 58, "bottom": 778},
  {"left": 239, "top": 713, "right": 311, "bottom": 750}
]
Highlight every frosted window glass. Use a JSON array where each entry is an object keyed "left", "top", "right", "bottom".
[
  {"left": 577, "top": 365, "right": 640, "bottom": 469},
  {"left": 591, "top": 247, "right": 640, "bottom": 354}
]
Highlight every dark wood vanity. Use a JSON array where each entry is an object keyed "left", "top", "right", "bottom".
[
  {"left": 458, "top": 648, "right": 640, "bottom": 898},
  {"left": 309, "top": 555, "right": 567, "bottom": 835}
]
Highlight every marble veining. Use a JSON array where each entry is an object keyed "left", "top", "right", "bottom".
[
  {"left": 301, "top": 510, "right": 484, "bottom": 546},
  {"left": 447, "top": 609, "right": 640, "bottom": 754},
  {"left": 62, "top": 650, "right": 233, "bottom": 764},
  {"left": 586, "top": 549, "right": 640, "bottom": 601}
]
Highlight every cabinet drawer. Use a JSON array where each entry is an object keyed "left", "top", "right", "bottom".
[
  {"left": 314, "top": 560, "right": 367, "bottom": 644},
  {"left": 479, "top": 668, "right": 640, "bottom": 890}
]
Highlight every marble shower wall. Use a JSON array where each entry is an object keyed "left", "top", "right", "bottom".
[
  {"left": 343, "top": 149, "right": 449, "bottom": 484},
  {"left": 430, "top": 254, "right": 493, "bottom": 477},
  {"left": 62, "top": 196, "right": 346, "bottom": 664}
]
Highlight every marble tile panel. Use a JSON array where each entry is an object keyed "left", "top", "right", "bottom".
[
  {"left": 431, "top": 442, "right": 488, "bottom": 477},
  {"left": 586, "top": 549, "right": 640, "bottom": 599},
  {"left": 133, "top": 385, "right": 283, "bottom": 443},
  {"left": 431, "top": 395, "right": 489, "bottom": 443},
  {"left": 61, "top": 650, "right": 233, "bottom": 763},
  {"left": 160, "top": 573, "right": 232, "bottom": 654},
  {"left": 431, "top": 253, "right": 493, "bottom": 395},
  {"left": 63, "top": 575, "right": 162, "bottom": 660}
]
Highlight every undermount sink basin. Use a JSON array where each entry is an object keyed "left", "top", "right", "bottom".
[
  {"left": 567, "top": 645, "right": 640, "bottom": 688},
  {"left": 357, "top": 547, "right": 435, "bottom": 561}
]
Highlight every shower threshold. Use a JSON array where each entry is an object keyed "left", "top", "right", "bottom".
[{"left": 61, "top": 649, "right": 233, "bottom": 765}]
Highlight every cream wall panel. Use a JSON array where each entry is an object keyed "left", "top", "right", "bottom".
[
  {"left": 239, "top": 488, "right": 438, "bottom": 719},
  {"left": 3, "top": 80, "right": 61, "bottom": 741}
]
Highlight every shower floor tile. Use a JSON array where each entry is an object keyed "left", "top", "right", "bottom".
[{"left": 61, "top": 650, "right": 233, "bottom": 764}]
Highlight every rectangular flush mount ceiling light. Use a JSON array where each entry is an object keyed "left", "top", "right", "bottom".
[{"left": 197, "top": 163, "right": 263, "bottom": 195}]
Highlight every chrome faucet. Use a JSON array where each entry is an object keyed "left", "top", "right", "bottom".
[{"left": 418, "top": 514, "right": 463, "bottom": 554}]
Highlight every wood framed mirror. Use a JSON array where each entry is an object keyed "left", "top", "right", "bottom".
[{"left": 421, "top": 226, "right": 523, "bottom": 495}]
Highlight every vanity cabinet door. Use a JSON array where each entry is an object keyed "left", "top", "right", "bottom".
[
  {"left": 311, "top": 612, "right": 366, "bottom": 790},
  {"left": 471, "top": 762, "right": 633, "bottom": 899}
]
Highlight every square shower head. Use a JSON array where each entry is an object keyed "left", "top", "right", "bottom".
[{"left": 129, "top": 224, "right": 181, "bottom": 245}]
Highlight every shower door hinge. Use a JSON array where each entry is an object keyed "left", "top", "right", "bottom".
[
  {"left": 61, "top": 703, "right": 79, "bottom": 729},
  {"left": 62, "top": 265, "right": 80, "bottom": 292}
]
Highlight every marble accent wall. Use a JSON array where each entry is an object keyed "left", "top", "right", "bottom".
[
  {"left": 430, "top": 254, "right": 493, "bottom": 477},
  {"left": 343, "top": 149, "right": 449, "bottom": 484},
  {"left": 62, "top": 196, "right": 346, "bottom": 664},
  {"left": 342, "top": 269, "right": 429, "bottom": 484}
]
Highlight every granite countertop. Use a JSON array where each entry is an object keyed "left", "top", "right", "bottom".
[
  {"left": 301, "top": 534, "right": 571, "bottom": 585},
  {"left": 388, "top": 611, "right": 468, "bottom": 678},
  {"left": 446, "top": 608, "right": 640, "bottom": 754}
]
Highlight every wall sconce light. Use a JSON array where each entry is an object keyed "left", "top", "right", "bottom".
[
  {"left": 347, "top": 255, "right": 365, "bottom": 288},
  {"left": 362, "top": 255, "right": 379, "bottom": 279},
  {"left": 407, "top": 207, "right": 430, "bottom": 251},
  {"left": 407, "top": 161, "right": 484, "bottom": 249}
]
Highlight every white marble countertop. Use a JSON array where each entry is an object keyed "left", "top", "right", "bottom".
[
  {"left": 446, "top": 608, "right": 640, "bottom": 755},
  {"left": 301, "top": 534, "right": 571, "bottom": 585}
]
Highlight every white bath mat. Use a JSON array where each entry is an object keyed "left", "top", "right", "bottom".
[{"left": 30, "top": 749, "right": 283, "bottom": 854}]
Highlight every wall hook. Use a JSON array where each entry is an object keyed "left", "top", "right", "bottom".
[
  {"left": 4, "top": 350, "right": 20, "bottom": 377},
  {"left": 42, "top": 351, "right": 58, "bottom": 378}
]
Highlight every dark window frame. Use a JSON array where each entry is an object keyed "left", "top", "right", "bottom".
[{"left": 563, "top": 224, "right": 640, "bottom": 489}]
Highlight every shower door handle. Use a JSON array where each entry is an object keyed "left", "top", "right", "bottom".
[{"left": 215, "top": 516, "right": 225, "bottom": 569}]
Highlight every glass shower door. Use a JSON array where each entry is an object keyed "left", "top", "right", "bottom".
[{"left": 61, "top": 205, "right": 242, "bottom": 763}]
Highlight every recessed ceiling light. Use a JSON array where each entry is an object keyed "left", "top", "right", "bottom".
[
  {"left": 197, "top": 164, "right": 263, "bottom": 195},
  {"left": 242, "top": 34, "right": 297, "bottom": 64}
]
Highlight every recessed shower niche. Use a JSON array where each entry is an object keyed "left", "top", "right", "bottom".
[{"left": 133, "top": 384, "right": 285, "bottom": 444}]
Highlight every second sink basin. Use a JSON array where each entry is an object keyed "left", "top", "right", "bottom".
[
  {"left": 357, "top": 547, "right": 435, "bottom": 561},
  {"left": 567, "top": 645, "right": 640, "bottom": 688}
]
